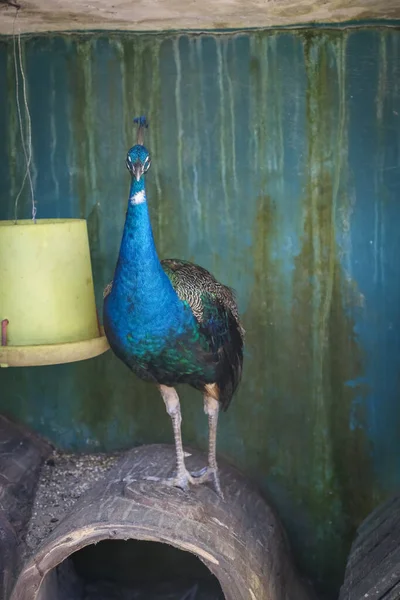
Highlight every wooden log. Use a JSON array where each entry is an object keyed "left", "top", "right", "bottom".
[
  {"left": 11, "top": 444, "right": 314, "bottom": 600},
  {"left": 339, "top": 495, "right": 400, "bottom": 600},
  {"left": 0, "top": 415, "right": 51, "bottom": 600}
]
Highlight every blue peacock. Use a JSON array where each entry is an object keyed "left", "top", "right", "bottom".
[{"left": 103, "top": 117, "right": 244, "bottom": 497}]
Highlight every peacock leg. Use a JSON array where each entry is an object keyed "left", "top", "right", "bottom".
[
  {"left": 191, "top": 393, "right": 224, "bottom": 499},
  {"left": 140, "top": 385, "right": 223, "bottom": 496},
  {"left": 144, "top": 384, "right": 196, "bottom": 491}
]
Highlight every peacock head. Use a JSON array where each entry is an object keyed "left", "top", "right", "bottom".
[
  {"left": 126, "top": 116, "right": 151, "bottom": 182},
  {"left": 126, "top": 145, "right": 151, "bottom": 182}
]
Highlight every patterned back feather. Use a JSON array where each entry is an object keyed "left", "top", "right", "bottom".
[{"left": 161, "top": 259, "right": 244, "bottom": 334}]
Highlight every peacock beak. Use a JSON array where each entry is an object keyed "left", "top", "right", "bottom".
[{"left": 134, "top": 161, "right": 143, "bottom": 182}]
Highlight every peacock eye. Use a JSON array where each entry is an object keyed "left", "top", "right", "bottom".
[{"left": 143, "top": 156, "right": 151, "bottom": 172}]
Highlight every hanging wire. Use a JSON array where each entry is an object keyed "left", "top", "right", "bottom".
[{"left": 12, "top": 7, "right": 36, "bottom": 223}]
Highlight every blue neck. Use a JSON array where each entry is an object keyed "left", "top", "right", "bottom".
[{"left": 112, "top": 177, "right": 178, "bottom": 315}]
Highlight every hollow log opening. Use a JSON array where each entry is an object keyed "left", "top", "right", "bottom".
[{"left": 37, "top": 539, "right": 225, "bottom": 600}]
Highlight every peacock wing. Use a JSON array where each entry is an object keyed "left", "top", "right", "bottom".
[{"left": 161, "top": 259, "right": 244, "bottom": 409}]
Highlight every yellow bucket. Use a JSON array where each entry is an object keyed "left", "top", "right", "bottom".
[{"left": 0, "top": 219, "right": 109, "bottom": 366}]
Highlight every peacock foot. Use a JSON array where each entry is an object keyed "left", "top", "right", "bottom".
[
  {"left": 190, "top": 466, "right": 224, "bottom": 500},
  {"left": 140, "top": 469, "right": 197, "bottom": 492},
  {"left": 138, "top": 466, "right": 224, "bottom": 498}
]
